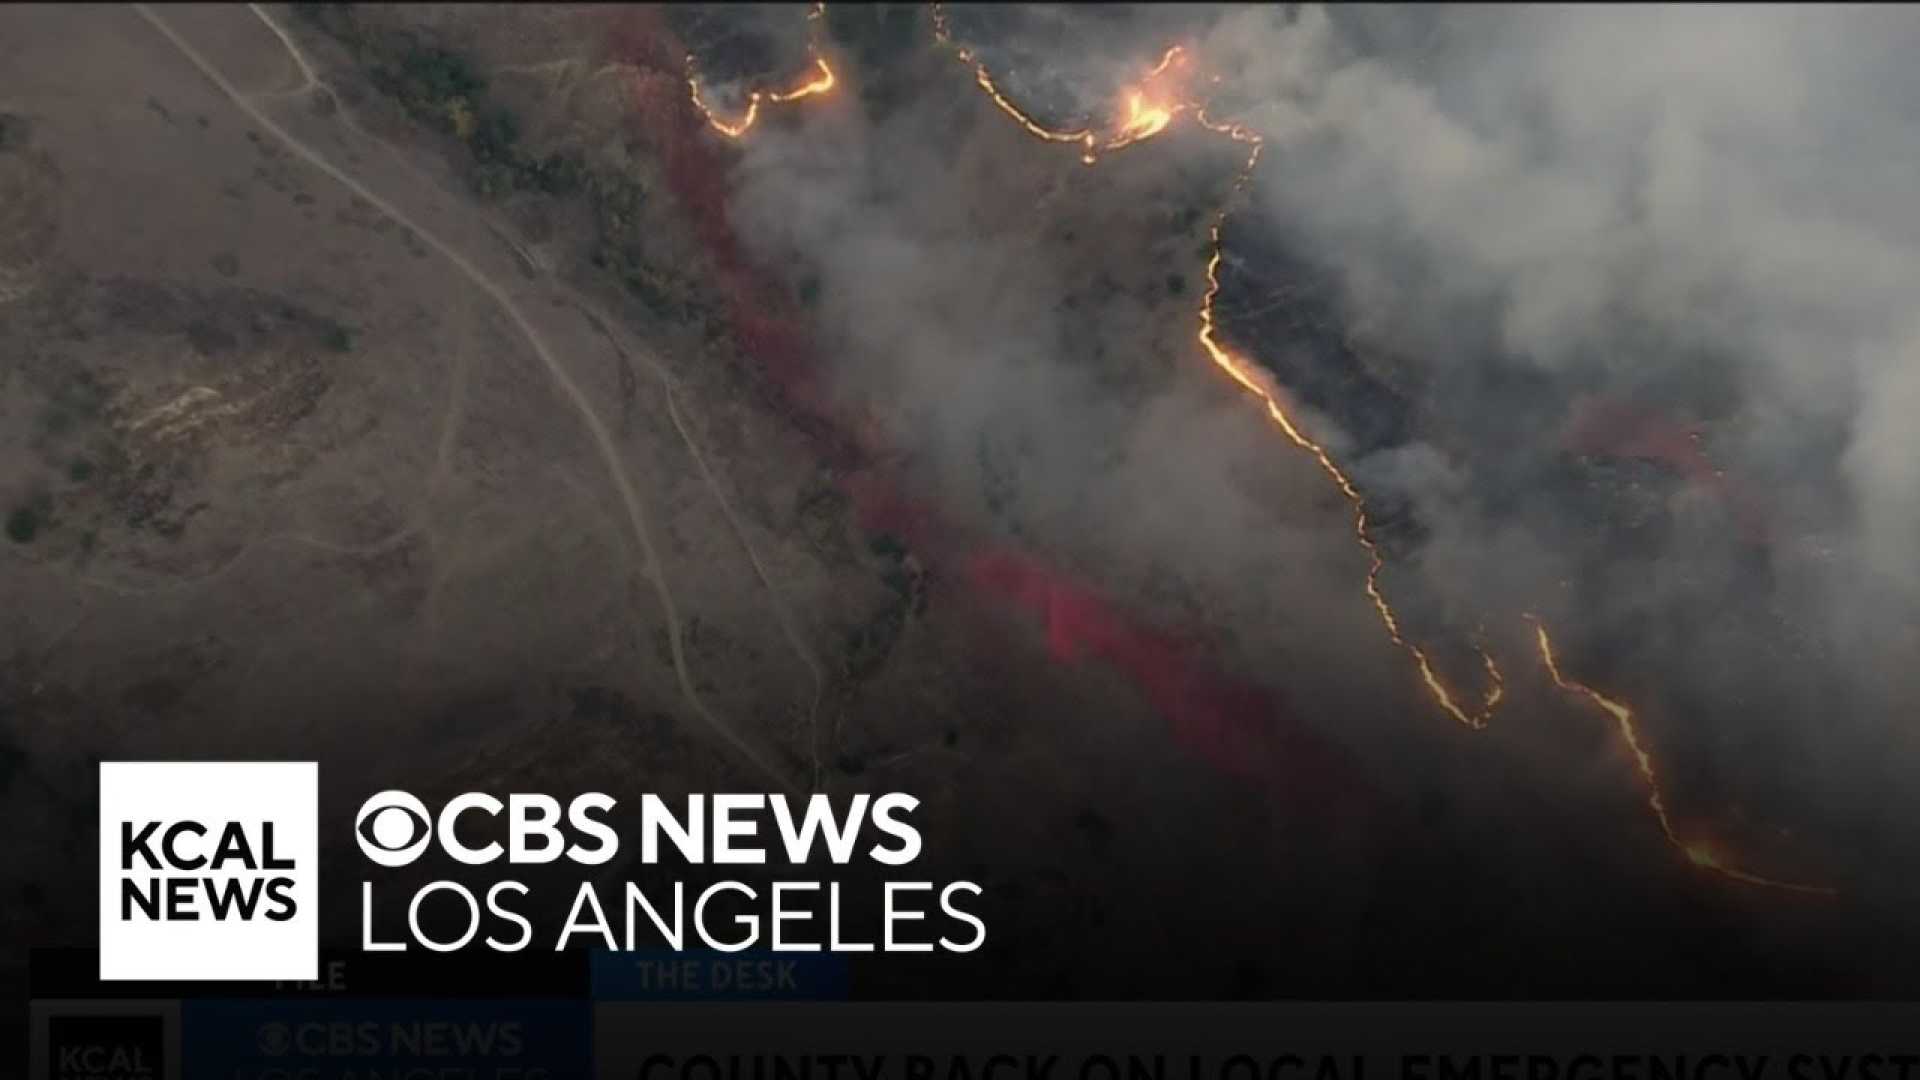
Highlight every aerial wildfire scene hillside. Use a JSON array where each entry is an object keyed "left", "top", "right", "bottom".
[{"left": 4, "top": 2, "right": 1920, "bottom": 997}]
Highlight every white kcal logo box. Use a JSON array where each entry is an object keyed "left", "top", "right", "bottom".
[{"left": 98, "top": 762, "right": 318, "bottom": 982}]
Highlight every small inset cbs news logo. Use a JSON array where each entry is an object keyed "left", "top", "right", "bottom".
[{"left": 98, "top": 761, "right": 318, "bottom": 982}]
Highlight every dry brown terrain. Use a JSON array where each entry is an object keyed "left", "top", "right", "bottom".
[{"left": 1, "top": 3, "right": 1904, "bottom": 1000}]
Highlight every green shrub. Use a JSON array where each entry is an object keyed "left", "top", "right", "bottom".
[
  {"left": 322, "top": 321, "right": 354, "bottom": 352},
  {"left": 6, "top": 505, "right": 43, "bottom": 544}
]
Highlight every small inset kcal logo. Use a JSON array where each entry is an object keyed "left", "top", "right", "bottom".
[
  {"left": 47, "top": 1015, "right": 164, "bottom": 1080},
  {"left": 98, "top": 761, "right": 318, "bottom": 981}
]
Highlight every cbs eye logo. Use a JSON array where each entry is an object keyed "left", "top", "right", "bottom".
[{"left": 354, "top": 791, "right": 432, "bottom": 867}]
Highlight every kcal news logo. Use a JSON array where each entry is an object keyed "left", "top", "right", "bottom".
[{"left": 98, "top": 761, "right": 318, "bottom": 982}]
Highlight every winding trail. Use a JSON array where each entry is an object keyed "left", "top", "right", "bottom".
[
  {"left": 246, "top": 0, "right": 827, "bottom": 785},
  {"left": 576, "top": 303, "right": 829, "bottom": 787},
  {"left": 132, "top": 2, "right": 793, "bottom": 790}
]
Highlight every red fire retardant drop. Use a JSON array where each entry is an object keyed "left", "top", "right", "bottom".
[
  {"left": 1559, "top": 395, "right": 1772, "bottom": 545},
  {"left": 964, "top": 550, "right": 1363, "bottom": 804}
]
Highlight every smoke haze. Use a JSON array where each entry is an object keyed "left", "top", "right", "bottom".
[{"left": 709, "top": 3, "right": 1920, "bottom": 902}]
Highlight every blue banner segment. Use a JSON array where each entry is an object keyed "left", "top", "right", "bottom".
[
  {"left": 591, "top": 948, "right": 850, "bottom": 1001},
  {"left": 181, "top": 997, "right": 589, "bottom": 1076}
]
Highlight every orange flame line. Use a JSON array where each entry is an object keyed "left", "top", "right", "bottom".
[
  {"left": 1199, "top": 197, "right": 1506, "bottom": 730},
  {"left": 1188, "top": 92, "right": 1822, "bottom": 891},
  {"left": 966, "top": 58, "right": 1099, "bottom": 161},
  {"left": 686, "top": 3, "right": 836, "bottom": 139},
  {"left": 1530, "top": 617, "right": 1834, "bottom": 896},
  {"left": 769, "top": 56, "right": 836, "bottom": 102},
  {"left": 934, "top": 6, "right": 1192, "bottom": 166},
  {"left": 687, "top": 63, "right": 761, "bottom": 138},
  {"left": 1144, "top": 43, "right": 1185, "bottom": 80}
]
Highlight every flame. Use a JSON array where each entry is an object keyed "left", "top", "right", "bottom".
[
  {"left": 964, "top": 57, "right": 1099, "bottom": 162},
  {"left": 934, "top": 7, "right": 1192, "bottom": 165},
  {"left": 1530, "top": 618, "right": 1833, "bottom": 896},
  {"left": 1105, "top": 46, "right": 1188, "bottom": 151},
  {"left": 1174, "top": 119, "right": 1509, "bottom": 729},
  {"left": 686, "top": 3, "right": 835, "bottom": 139},
  {"left": 1143, "top": 43, "right": 1185, "bottom": 80},
  {"left": 769, "top": 56, "right": 835, "bottom": 102},
  {"left": 1183, "top": 98, "right": 1822, "bottom": 889},
  {"left": 1198, "top": 202, "right": 1507, "bottom": 731},
  {"left": 687, "top": 66, "right": 761, "bottom": 138},
  {"left": 1107, "top": 91, "right": 1177, "bottom": 150}
]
